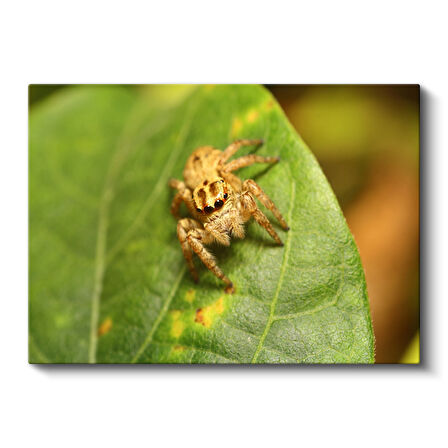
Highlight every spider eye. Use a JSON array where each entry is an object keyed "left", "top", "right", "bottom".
[
  {"left": 196, "top": 208, "right": 202, "bottom": 213},
  {"left": 204, "top": 205, "right": 214, "bottom": 214},
  {"left": 214, "top": 199, "right": 224, "bottom": 209},
  {"left": 223, "top": 193, "right": 228, "bottom": 199}
]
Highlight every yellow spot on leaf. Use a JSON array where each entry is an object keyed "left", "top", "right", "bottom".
[
  {"left": 172, "top": 320, "right": 184, "bottom": 338},
  {"left": 185, "top": 289, "right": 196, "bottom": 304},
  {"left": 170, "top": 310, "right": 185, "bottom": 338},
  {"left": 54, "top": 313, "right": 69, "bottom": 329},
  {"left": 194, "top": 296, "right": 225, "bottom": 328},
  {"left": 204, "top": 84, "right": 215, "bottom": 92},
  {"left": 247, "top": 109, "right": 259, "bottom": 123},
  {"left": 231, "top": 117, "right": 243, "bottom": 139},
  {"left": 98, "top": 317, "right": 112, "bottom": 336}
]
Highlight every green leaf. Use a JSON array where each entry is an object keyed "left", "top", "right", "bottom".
[{"left": 29, "top": 84, "right": 374, "bottom": 364}]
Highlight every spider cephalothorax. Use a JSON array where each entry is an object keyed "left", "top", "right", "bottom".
[
  {"left": 193, "top": 177, "right": 229, "bottom": 215},
  {"left": 169, "top": 138, "right": 289, "bottom": 293}
]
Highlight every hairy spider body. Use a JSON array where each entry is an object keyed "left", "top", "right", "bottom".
[{"left": 169, "top": 138, "right": 289, "bottom": 293}]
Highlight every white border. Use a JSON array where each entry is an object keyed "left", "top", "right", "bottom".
[{"left": 1, "top": 1, "right": 446, "bottom": 447}]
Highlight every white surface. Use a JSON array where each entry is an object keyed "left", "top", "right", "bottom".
[{"left": 0, "top": 1, "right": 445, "bottom": 447}]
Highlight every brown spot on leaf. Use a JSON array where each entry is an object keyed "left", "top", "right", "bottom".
[
  {"left": 173, "top": 345, "right": 186, "bottom": 352},
  {"left": 194, "top": 297, "right": 226, "bottom": 328},
  {"left": 195, "top": 308, "right": 205, "bottom": 326},
  {"left": 266, "top": 100, "right": 274, "bottom": 110},
  {"left": 98, "top": 317, "right": 112, "bottom": 336}
]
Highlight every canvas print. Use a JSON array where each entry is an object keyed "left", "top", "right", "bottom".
[{"left": 28, "top": 84, "right": 419, "bottom": 364}]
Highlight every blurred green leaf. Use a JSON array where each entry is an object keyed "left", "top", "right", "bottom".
[{"left": 29, "top": 85, "right": 374, "bottom": 363}]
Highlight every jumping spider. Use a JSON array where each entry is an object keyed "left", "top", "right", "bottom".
[{"left": 169, "top": 138, "right": 289, "bottom": 294}]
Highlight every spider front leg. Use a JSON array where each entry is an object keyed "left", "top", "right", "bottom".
[
  {"left": 219, "top": 144, "right": 280, "bottom": 193},
  {"left": 223, "top": 154, "right": 280, "bottom": 173},
  {"left": 177, "top": 218, "right": 201, "bottom": 282},
  {"left": 184, "top": 224, "right": 235, "bottom": 294},
  {"left": 240, "top": 191, "right": 285, "bottom": 246},
  {"left": 219, "top": 138, "right": 264, "bottom": 165},
  {"left": 242, "top": 179, "right": 289, "bottom": 230},
  {"left": 169, "top": 178, "right": 194, "bottom": 220}
]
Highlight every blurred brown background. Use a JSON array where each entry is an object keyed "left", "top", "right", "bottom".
[
  {"left": 268, "top": 85, "right": 420, "bottom": 363},
  {"left": 30, "top": 84, "right": 420, "bottom": 363}
]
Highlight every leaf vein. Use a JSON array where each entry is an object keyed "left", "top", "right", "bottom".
[
  {"left": 260, "top": 346, "right": 300, "bottom": 363},
  {"left": 151, "top": 341, "right": 237, "bottom": 363},
  {"left": 221, "top": 319, "right": 259, "bottom": 338},
  {"left": 131, "top": 266, "right": 186, "bottom": 363},
  {"left": 251, "top": 177, "right": 296, "bottom": 363},
  {"left": 106, "top": 97, "right": 200, "bottom": 263}
]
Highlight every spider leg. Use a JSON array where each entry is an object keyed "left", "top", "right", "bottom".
[
  {"left": 220, "top": 171, "right": 243, "bottom": 191},
  {"left": 219, "top": 151, "right": 278, "bottom": 193},
  {"left": 169, "top": 178, "right": 185, "bottom": 190},
  {"left": 177, "top": 218, "right": 202, "bottom": 282},
  {"left": 219, "top": 138, "right": 264, "bottom": 165},
  {"left": 222, "top": 154, "right": 279, "bottom": 173},
  {"left": 170, "top": 192, "right": 185, "bottom": 220},
  {"left": 242, "top": 179, "right": 289, "bottom": 230},
  {"left": 187, "top": 228, "right": 234, "bottom": 294},
  {"left": 240, "top": 191, "right": 284, "bottom": 245},
  {"left": 169, "top": 178, "right": 194, "bottom": 219}
]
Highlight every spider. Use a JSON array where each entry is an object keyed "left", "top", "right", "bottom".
[{"left": 169, "top": 138, "right": 289, "bottom": 294}]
